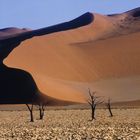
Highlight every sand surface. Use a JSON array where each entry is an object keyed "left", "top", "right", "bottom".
[{"left": 0, "top": 109, "right": 139, "bottom": 139}]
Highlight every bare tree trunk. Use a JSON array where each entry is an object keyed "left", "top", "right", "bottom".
[
  {"left": 42, "top": 105, "right": 45, "bottom": 119},
  {"left": 108, "top": 104, "right": 113, "bottom": 117},
  {"left": 39, "top": 104, "right": 45, "bottom": 120},
  {"left": 107, "top": 99, "right": 113, "bottom": 117},
  {"left": 39, "top": 106, "right": 42, "bottom": 119},
  {"left": 26, "top": 104, "right": 34, "bottom": 122},
  {"left": 91, "top": 104, "right": 96, "bottom": 120}
]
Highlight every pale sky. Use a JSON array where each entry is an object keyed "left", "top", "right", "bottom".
[{"left": 0, "top": 0, "right": 140, "bottom": 29}]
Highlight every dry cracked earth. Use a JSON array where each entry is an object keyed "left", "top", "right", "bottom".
[{"left": 0, "top": 109, "right": 139, "bottom": 140}]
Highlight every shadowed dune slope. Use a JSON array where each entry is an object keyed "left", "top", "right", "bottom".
[
  {"left": 4, "top": 8, "right": 140, "bottom": 102},
  {"left": 0, "top": 63, "right": 75, "bottom": 105}
]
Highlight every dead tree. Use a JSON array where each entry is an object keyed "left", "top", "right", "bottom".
[
  {"left": 38, "top": 103, "right": 45, "bottom": 120},
  {"left": 106, "top": 98, "right": 113, "bottom": 117},
  {"left": 87, "top": 88, "right": 103, "bottom": 120},
  {"left": 26, "top": 104, "right": 34, "bottom": 122}
]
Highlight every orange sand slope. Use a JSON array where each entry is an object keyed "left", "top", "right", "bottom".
[{"left": 5, "top": 8, "right": 140, "bottom": 102}]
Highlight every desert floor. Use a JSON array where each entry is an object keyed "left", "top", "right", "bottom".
[{"left": 0, "top": 109, "right": 139, "bottom": 140}]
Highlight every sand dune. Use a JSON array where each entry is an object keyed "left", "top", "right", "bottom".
[
  {"left": 4, "top": 8, "right": 140, "bottom": 102},
  {"left": 0, "top": 12, "right": 94, "bottom": 105}
]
